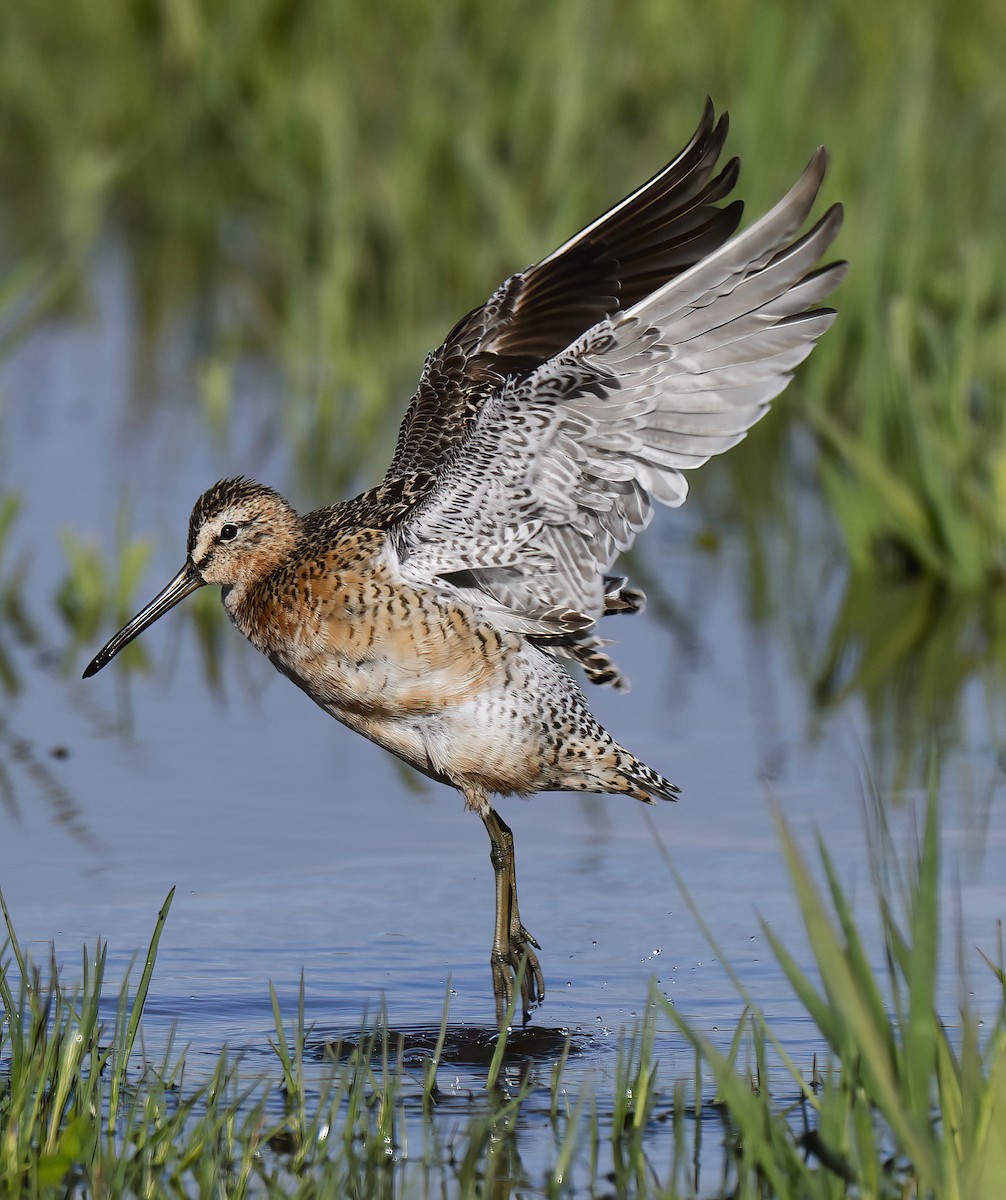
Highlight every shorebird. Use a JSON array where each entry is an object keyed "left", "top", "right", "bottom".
[{"left": 84, "top": 102, "right": 845, "bottom": 1026}]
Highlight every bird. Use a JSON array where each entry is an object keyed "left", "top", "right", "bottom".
[{"left": 84, "top": 101, "right": 845, "bottom": 1027}]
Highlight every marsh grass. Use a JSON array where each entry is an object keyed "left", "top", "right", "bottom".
[
  {"left": 3, "top": 793, "right": 1004, "bottom": 1197},
  {"left": 653, "top": 788, "right": 1006, "bottom": 1198}
]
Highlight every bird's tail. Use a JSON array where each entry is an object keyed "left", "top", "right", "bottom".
[{"left": 618, "top": 755, "right": 680, "bottom": 804}]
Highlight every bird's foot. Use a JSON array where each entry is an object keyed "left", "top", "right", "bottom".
[{"left": 492, "top": 928, "right": 546, "bottom": 1028}]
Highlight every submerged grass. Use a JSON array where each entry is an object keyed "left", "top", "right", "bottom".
[{"left": 2, "top": 793, "right": 1003, "bottom": 1197}]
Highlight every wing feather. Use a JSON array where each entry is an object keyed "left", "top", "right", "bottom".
[
  {"left": 392, "top": 147, "right": 845, "bottom": 634},
  {"left": 384, "top": 100, "right": 743, "bottom": 485}
]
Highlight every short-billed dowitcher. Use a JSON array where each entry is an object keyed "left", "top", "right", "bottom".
[{"left": 84, "top": 102, "right": 845, "bottom": 1026}]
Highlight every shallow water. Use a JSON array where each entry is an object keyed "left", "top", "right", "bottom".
[{"left": 1, "top": 247, "right": 1004, "bottom": 1187}]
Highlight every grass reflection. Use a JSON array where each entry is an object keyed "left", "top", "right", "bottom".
[{"left": 813, "top": 576, "right": 1006, "bottom": 790}]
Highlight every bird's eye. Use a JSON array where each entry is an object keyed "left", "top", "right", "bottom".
[{"left": 218, "top": 523, "right": 239, "bottom": 542}]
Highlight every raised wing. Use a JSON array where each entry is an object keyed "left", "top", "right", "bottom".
[
  {"left": 385, "top": 99, "right": 743, "bottom": 484},
  {"left": 391, "top": 150, "right": 845, "bottom": 638}
]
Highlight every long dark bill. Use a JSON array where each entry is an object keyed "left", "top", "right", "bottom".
[{"left": 82, "top": 563, "right": 205, "bottom": 679}]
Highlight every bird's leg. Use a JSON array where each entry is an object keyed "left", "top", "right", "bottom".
[
  {"left": 482, "top": 807, "right": 545, "bottom": 1027},
  {"left": 485, "top": 813, "right": 515, "bottom": 1028}
]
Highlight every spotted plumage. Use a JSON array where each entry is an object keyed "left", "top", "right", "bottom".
[{"left": 84, "top": 102, "right": 845, "bottom": 1026}]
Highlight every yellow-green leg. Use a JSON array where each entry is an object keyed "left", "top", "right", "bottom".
[{"left": 482, "top": 807, "right": 545, "bottom": 1026}]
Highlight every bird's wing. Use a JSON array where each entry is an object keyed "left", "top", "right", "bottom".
[
  {"left": 391, "top": 150, "right": 845, "bottom": 634},
  {"left": 384, "top": 100, "right": 743, "bottom": 485}
]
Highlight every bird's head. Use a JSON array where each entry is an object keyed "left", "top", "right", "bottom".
[
  {"left": 185, "top": 477, "right": 300, "bottom": 588},
  {"left": 82, "top": 477, "right": 300, "bottom": 678}
]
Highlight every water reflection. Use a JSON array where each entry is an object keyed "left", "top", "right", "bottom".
[
  {"left": 0, "top": 717, "right": 97, "bottom": 851},
  {"left": 319, "top": 1023, "right": 578, "bottom": 1069},
  {"left": 813, "top": 575, "right": 1006, "bottom": 789}
]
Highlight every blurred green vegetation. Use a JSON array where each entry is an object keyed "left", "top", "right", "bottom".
[
  {"left": 2, "top": 0, "right": 1003, "bottom": 556},
  {"left": 0, "top": 496, "right": 22, "bottom": 697},
  {"left": 55, "top": 526, "right": 151, "bottom": 660},
  {"left": 2, "top": 0, "right": 1005, "bottom": 782}
]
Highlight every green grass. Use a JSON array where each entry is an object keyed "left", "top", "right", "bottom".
[
  {"left": 3, "top": 794, "right": 1003, "bottom": 1197},
  {"left": 653, "top": 787, "right": 1006, "bottom": 1198}
]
